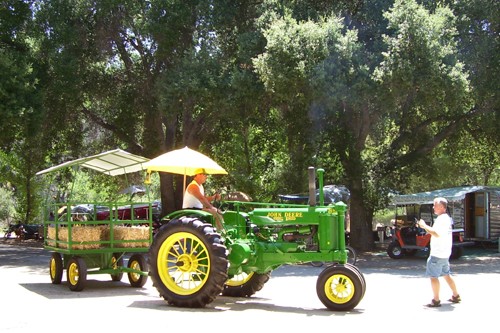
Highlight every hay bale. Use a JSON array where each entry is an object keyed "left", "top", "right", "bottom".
[
  {"left": 111, "top": 226, "right": 150, "bottom": 248},
  {"left": 46, "top": 226, "right": 56, "bottom": 247},
  {"left": 46, "top": 226, "right": 102, "bottom": 249}
]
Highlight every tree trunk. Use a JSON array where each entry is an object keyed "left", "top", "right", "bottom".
[{"left": 347, "top": 179, "right": 375, "bottom": 251}]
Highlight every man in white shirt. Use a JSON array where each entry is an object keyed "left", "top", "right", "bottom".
[
  {"left": 182, "top": 168, "right": 224, "bottom": 231},
  {"left": 418, "top": 197, "right": 461, "bottom": 307}
]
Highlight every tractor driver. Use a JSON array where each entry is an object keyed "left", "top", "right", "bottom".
[{"left": 182, "top": 168, "right": 224, "bottom": 231}]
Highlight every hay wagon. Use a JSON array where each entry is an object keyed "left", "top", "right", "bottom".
[{"left": 36, "top": 149, "right": 155, "bottom": 291}]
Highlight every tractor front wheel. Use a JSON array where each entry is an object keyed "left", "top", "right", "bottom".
[
  {"left": 316, "top": 264, "right": 364, "bottom": 311},
  {"left": 149, "top": 217, "right": 228, "bottom": 308},
  {"left": 222, "top": 271, "right": 271, "bottom": 297}
]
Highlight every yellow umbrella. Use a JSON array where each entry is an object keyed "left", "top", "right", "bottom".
[{"left": 143, "top": 146, "right": 228, "bottom": 189}]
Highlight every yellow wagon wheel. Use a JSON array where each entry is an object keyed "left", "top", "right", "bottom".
[
  {"left": 67, "top": 257, "right": 87, "bottom": 292},
  {"left": 127, "top": 253, "right": 148, "bottom": 287},
  {"left": 110, "top": 253, "right": 124, "bottom": 282},
  {"left": 49, "top": 252, "right": 63, "bottom": 284}
]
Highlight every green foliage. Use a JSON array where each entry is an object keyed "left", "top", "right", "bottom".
[
  {"left": 209, "top": 108, "right": 289, "bottom": 201},
  {"left": 39, "top": 167, "right": 154, "bottom": 205},
  {"left": 0, "top": 186, "right": 16, "bottom": 225},
  {"left": 371, "top": 0, "right": 471, "bottom": 186},
  {"left": 0, "top": 0, "right": 497, "bottom": 249}
]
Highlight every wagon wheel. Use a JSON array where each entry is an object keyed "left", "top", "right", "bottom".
[
  {"left": 222, "top": 271, "right": 271, "bottom": 297},
  {"left": 110, "top": 253, "right": 124, "bottom": 282},
  {"left": 149, "top": 217, "right": 228, "bottom": 308},
  {"left": 67, "top": 257, "right": 87, "bottom": 292},
  {"left": 49, "top": 252, "right": 63, "bottom": 284},
  {"left": 127, "top": 253, "right": 148, "bottom": 287},
  {"left": 316, "top": 264, "right": 365, "bottom": 311}
]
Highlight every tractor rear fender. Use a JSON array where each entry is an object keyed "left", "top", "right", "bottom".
[{"left": 164, "top": 209, "right": 214, "bottom": 224}]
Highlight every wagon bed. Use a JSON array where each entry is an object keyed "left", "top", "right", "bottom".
[{"left": 36, "top": 149, "right": 154, "bottom": 291}]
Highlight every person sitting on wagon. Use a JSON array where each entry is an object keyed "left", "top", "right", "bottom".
[{"left": 182, "top": 168, "right": 224, "bottom": 231}]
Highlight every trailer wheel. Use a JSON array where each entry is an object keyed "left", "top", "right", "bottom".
[
  {"left": 316, "top": 264, "right": 364, "bottom": 311},
  {"left": 387, "top": 242, "right": 404, "bottom": 259},
  {"left": 67, "top": 257, "right": 87, "bottom": 291},
  {"left": 110, "top": 253, "right": 124, "bottom": 282},
  {"left": 128, "top": 254, "right": 148, "bottom": 287},
  {"left": 149, "top": 217, "right": 228, "bottom": 308},
  {"left": 222, "top": 271, "right": 271, "bottom": 297},
  {"left": 49, "top": 252, "right": 63, "bottom": 284}
]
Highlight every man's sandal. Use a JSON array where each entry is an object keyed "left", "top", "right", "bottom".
[
  {"left": 426, "top": 299, "right": 441, "bottom": 307},
  {"left": 449, "top": 295, "right": 461, "bottom": 303}
]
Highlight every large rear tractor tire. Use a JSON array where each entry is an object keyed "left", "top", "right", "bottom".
[
  {"left": 222, "top": 271, "right": 271, "bottom": 297},
  {"left": 149, "top": 217, "right": 228, "bottom": 308},
  {"left": 316, "top": 264, "right": 365, "bottom": 311}
]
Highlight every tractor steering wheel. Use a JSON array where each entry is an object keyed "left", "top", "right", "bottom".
[{"left": 212, "top": 190, "right": 228, "bottom": 213}]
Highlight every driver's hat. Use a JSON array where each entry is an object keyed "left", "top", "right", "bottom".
[{"left": 194, "top": 168, "right": 207, "bottom": 175}]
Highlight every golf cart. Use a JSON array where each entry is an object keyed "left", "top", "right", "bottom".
[{"left": 387, "top": 203, "right": 468, "bottom": 259}]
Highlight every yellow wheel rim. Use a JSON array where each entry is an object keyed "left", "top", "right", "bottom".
[
  {"left": 323, "top": 273, "right": 355, "bottom": 304},
  {"left": 50, "top": 258, "right": 57, "bottom": 279},
  {"left": 68, "top": 262, "right": 80, "bottom": 286},
  {"left": 111, "top": 256, "right": 118, "bottom": 269},
  {"left": 129, "top": 259, "right": 141, "bottom": 282},
  {"left": 157, "top": 232, "right": 210, "bottom": 295},
  {"left": 226, "top": 272, "right": 254, "bottom": 287}
]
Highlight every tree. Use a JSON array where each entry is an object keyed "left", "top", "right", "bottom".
[
  {"left": 0, "top": 0, "right": 46, "bottom": 224},
  {"left": 253, "top": 0, "right": 474, "bottom": 250}
]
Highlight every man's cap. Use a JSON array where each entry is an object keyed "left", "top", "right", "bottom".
[{"left": 194, "top": 168, "right": 207, "bottom": 175}]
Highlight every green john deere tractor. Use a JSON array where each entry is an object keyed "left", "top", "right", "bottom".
[{"left": 148, "top": 167, "right": 366, "bottom": 311}]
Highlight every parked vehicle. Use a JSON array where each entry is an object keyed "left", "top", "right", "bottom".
[
  {"left": 391, "top": 186, "right": 500, "bottom": 245},
  {"left": 3, "top": 223, "right": 42, "bottom": 240},
  {"left": 387, "top": 204, "right": 470, "bottom": 259}
]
